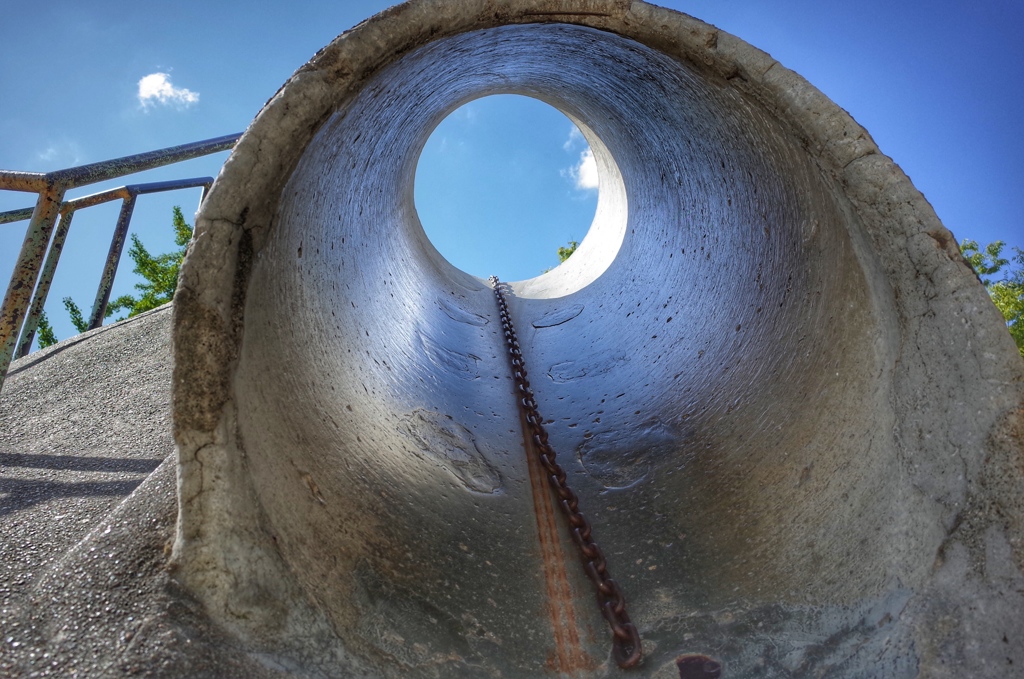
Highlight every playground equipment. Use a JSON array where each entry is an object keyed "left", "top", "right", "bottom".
[{"left": 3, "top": 2, "right": 1022, "bottom": 677}]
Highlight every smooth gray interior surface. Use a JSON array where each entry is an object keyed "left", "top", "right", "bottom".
[
  {"left": 236, "top": 23, "right": 906, "bottom": 676},
  {"left": 172, "top": 3, "right": 1024, "bottom": 678}
]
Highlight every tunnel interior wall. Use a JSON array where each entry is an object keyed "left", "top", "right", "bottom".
[{"left": 171, "top": 2, "right": 1024, "bottom": 677}]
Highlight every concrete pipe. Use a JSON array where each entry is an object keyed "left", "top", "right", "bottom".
[{"left": 171, "top": 1, "right": 1024, "bottom": 677}]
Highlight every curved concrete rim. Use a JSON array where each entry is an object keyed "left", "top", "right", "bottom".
[{"left": 171, "top": 2, "right": 1024, "bottom": 677}]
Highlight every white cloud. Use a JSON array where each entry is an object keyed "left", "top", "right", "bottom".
[
  {"left": 567, "top": 147, "right": 599, "bottom": 191},
  {"left": 36, "top": 139, "right": 83, "bottom": 167},
  {"left": 563, "top": 126, "right": 584, "bottom": 151},
  {"left": 137, "top": 72, "right": 199, "bottom": 109},
  {"left": 561, "top": 126, "right": 598, "bottom": 191}
]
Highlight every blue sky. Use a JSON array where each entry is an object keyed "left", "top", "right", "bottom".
[{"left": 2, "top": 0, "right": 1022, "bottom": 347}]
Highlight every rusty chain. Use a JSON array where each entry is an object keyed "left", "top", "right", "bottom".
[{"left": 488, "top": 276, "right": 642, "bottom": 669}]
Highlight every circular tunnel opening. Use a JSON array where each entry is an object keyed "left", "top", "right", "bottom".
[
  {"left": 413, "top": 94, "right": 600, "bottom": 282},
  {"left": 183, "top": 17, "right": 952, "bottom": 678}
]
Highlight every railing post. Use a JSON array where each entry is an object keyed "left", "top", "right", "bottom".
[
  {"left": 0, "top": 184, "right": 65, "bottom": 391},
  {"left": 89, "top": 194, "right": 137, "bottom": 330},
  {"left": 15, "top": 208, "right": 77, "bottom": 358},
  {"left": 0, "top": 133, "right": 240, "bottom": 395}
]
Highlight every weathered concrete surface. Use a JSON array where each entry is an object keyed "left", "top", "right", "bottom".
[
  {"left": 2, "top": 1, "right": 1022, "bottom": 677},
  {"left": 0, "top": 307, "right": 283, "bottom": 677},
  {"left": 171, "top": 1, "right": 1024, "bottom": 677}
]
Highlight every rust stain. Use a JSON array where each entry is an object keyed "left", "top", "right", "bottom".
[{"left": 519, "top": 410, "right": 593, "bottom": 675}]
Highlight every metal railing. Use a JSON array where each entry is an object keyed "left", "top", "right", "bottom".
[{"left": 0, "top": 133, "right": 242, "bottom": 393}]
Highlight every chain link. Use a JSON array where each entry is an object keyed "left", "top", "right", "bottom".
[{"left": 488, "top": 276, "right": 642, "bottom": 669}]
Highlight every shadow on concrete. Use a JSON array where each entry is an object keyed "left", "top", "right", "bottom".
[
  {"left": 0, "top": 453, "right": 165, "bottom": 517},
  {"left": 0, "top": 452, "right": 163, "bottom": 473},
  {"left": 0, "top": 477, "right": 147, "bottom": 517}
]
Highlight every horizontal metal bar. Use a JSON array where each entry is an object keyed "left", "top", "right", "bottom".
[
  {"left": 0, "top": 133, "right": 238, "bottom": 200},
  {"left": 0, "top": 171, "right": 48, "bottom": 193},
  {"left": 126, "top": 176, "right": 215, "bottom": 196},
  {"left": 37, "top": 176, "right": 216, "bottom": 216},
  {"left": 0, "top": 207, "right": 36, "bottom": 224},
  {"left": 45, "top": 133, "right": 240, "bottom": 190},
  {"left": 61, "top": 187, "right": 132, "bottom": 212}
]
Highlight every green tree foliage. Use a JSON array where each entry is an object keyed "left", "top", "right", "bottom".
[
  {"left": 106, "top": 205, "right": 192, "bottom": 318},
  {"left": 543, "top": 239, "right": 580, "bottom": 274},
  {"left": 35, "top": 311, "right": 58, "bottom": 349},
  {"left": 41, "top": 206, "right": 192, "bottom": 349},
  {"left": 63, "top": 297, "right": 89, "bottom": 333},
  {"left": 557, "top": 240, "right": 579, "bottom": 263},
  {"left": 960, "top": 239, "right": 1024, "bottom": 358},
  {"left": 960, "top": 239, "right": 1009, "bottom": 285}
]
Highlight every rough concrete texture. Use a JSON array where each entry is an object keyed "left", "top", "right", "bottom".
[
  {"left": 172, "top": 0, "right": 1024, "bottom": 676},
  {"left": 168, "top": 1, "right": 1024, "bottom": 674},
  {"left": 2, "top": 0, "right": 1022, "bottom": 677},
  {"left": 0, "top": 307, "right": 283, "bottom": 677}
]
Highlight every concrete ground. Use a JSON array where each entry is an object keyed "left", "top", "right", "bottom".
[{"left": 0, "top": 306, "right": 278, "bottom": 678}]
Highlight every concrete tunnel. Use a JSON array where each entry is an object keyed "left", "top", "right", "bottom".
[{"left": 158, "top": 1, "right": 1024, "bottom": 677}]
